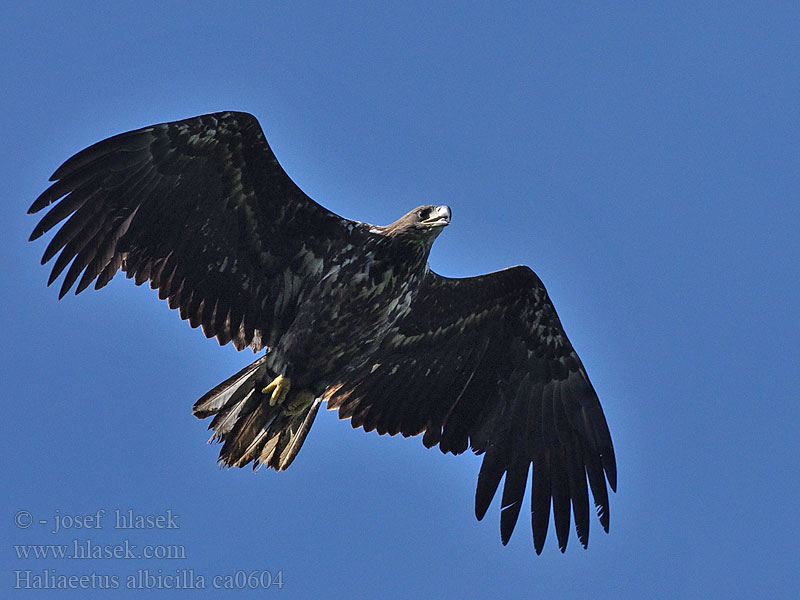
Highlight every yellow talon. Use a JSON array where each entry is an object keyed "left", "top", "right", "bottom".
[
  {"left": 262, "top": 374, "right": 291, "bottom": 406},
  {"left": 285, "top": 391, "right": 315, "bottom": 415}
]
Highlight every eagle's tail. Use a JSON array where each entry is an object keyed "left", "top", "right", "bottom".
[{"left": 192, "top": 356, "right": 322, "bottom": 471}]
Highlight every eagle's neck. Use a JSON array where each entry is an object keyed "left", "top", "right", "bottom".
[{"left": 382, "top": 232, "right": 433, "bottom": 274}]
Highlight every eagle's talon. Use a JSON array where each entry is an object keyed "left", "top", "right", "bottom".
[
  {"left": 285, "top": 391, "right": 315, "bottom": 415},
  {"left": 261, "top": 374, "right": 291, "bottom": 406}
]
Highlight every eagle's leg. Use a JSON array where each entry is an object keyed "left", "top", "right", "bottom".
[
  {"left": 285, "top": 390, "right": 316, "bottom": 415},
  {"left": 261, "top": 374, "right": 291, "bottom": 407}
]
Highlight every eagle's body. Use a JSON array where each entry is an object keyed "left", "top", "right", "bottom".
[
  {"left": 263, "top": 217, "right": 441, "bottom": 394},
  {"left": 29, "top": 111, "right": 616, "bottom": 554}
]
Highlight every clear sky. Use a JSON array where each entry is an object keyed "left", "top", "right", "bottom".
[{"left": 2, "top": 2, "right": 798, "bottom": 598}]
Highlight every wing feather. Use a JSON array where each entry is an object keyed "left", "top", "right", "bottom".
[
  {"left": 325, "top": 265, "right": 616, "bottom": 552},
  {"left": 30, "top": 111, "right": 365, "bottom": 351}
]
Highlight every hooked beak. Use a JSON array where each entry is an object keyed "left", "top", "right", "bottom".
[{"left": 421, "top": 205, "right": 451, "bottom": 227}]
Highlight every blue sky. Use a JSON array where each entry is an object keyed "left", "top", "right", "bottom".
[{"left": 2, "top": 2, "right": 798, "bottom": 598}]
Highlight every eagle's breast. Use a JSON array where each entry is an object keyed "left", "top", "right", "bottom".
[{"left": 268, "top": 235, "right": 429, "bottom": 387}]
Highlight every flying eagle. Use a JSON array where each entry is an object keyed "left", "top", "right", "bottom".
[{"left": 28, "top": 111, "right": 616, "bottom": 554}]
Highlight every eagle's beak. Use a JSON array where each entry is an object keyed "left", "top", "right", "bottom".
[{"left": 422, "top": 205, "right": 451, "bottom": 227}]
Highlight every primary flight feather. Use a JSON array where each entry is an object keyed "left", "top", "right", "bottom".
[{"left": 29, "top": 111, "right": 616, "bottom": 553}]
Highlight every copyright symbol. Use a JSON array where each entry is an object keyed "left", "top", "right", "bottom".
[{"left": 14, "top": 510, "right": 33, "bottom": 528}]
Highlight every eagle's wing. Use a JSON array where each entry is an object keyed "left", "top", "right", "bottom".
[
  {"left": 325, "top": 266, "right": 616, "bottom": 553},
  {"left": 29, "top": 111, "right": 363, "bottom": 351}
]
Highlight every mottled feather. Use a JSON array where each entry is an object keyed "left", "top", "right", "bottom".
[
  {"left": 29, "top": 111, "right": 365, "bottom": 350},
  {"left": 326, "top": 266, "right": 616, "bottom": 552}
]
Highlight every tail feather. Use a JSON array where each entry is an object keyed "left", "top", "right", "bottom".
[
  {"left": 192, "top": 357, "right": 320, "bottom": 471},
  {"left": 193, "top": 356, "right": 268, "bottom": 418},
  {"left": 209, "top": 389, "right": 258, "bottom": 440},
  {"left": 282, "top": 398, "right": 322, "bottom": 467}
]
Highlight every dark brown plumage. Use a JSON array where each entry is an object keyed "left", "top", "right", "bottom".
[{"left": 29, "top": 111, "right": 616, "bottom": 553}]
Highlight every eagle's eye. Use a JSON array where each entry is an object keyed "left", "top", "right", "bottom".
[{"left": 418, "top": 208, "right": 430, "bottom": 220}]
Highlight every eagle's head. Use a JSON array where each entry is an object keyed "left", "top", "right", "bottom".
[{"left": 380, "top": 205, "right": 451, "bottom": 241}]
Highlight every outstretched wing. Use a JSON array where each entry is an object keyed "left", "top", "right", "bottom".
[
  {"left": 325, "top": 266, "right": 616, "bottom": 553},
  {"left": 29, "top": 111, "right": 363, "bottom": 351}
]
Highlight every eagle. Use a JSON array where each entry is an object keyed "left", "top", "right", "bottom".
[{"left": 28, "top": 111, "right": 616, "bottom": 554}]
